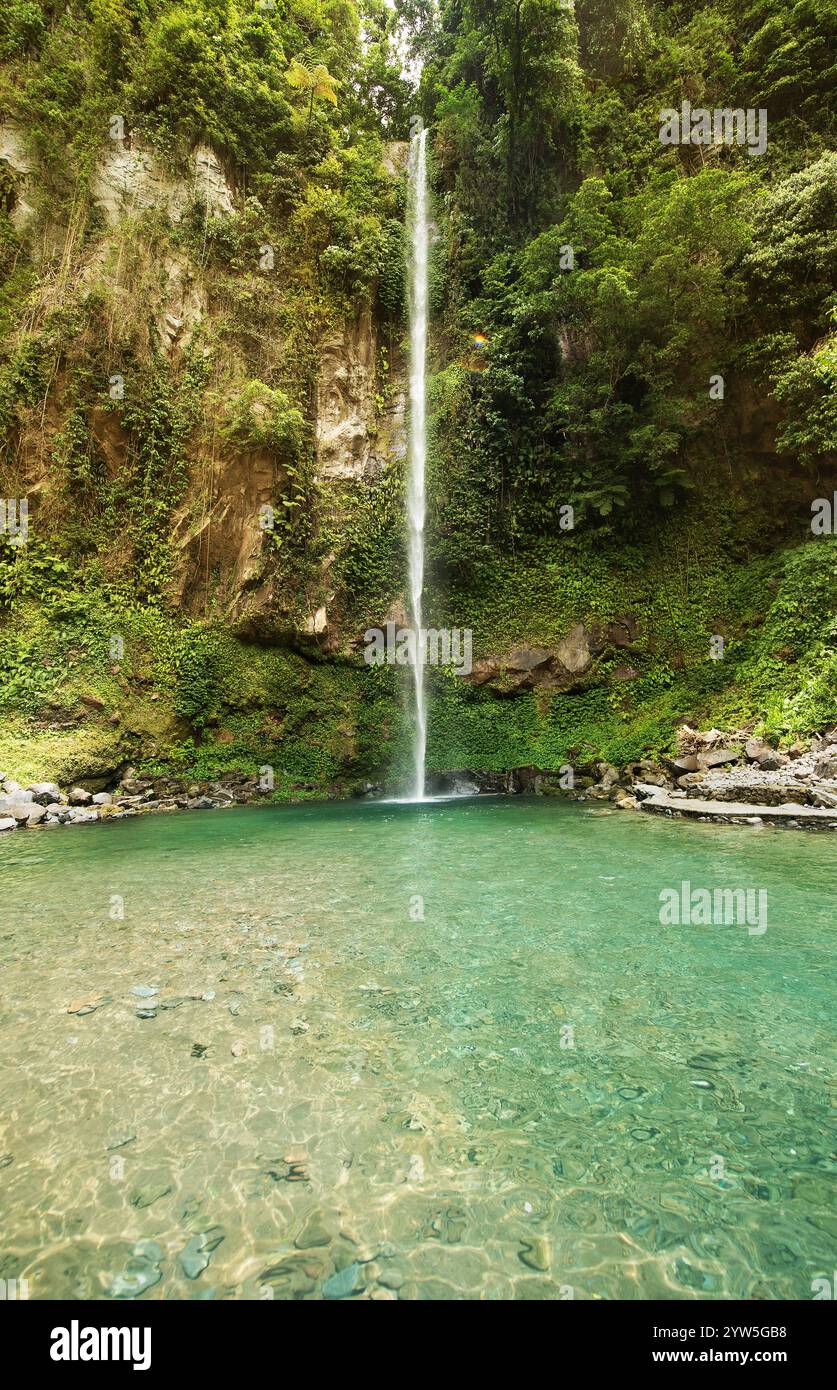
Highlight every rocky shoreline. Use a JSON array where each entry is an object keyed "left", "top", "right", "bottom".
[
  {"left": 0, "top": 770, "right": 279, "bottom": 833},
  {"left": 2, "top": 725, "right": 837, "bottom": 835},
  {"left": 432, "top": 724, "right": 837, "bottom": 831}
]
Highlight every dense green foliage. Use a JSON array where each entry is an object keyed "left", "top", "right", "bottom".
[
  {"left": 400, "top": 0, "right": 836, "bottom": 766},
  {"left": 402, "top": 0, "right": 835, "bottom": 549}
]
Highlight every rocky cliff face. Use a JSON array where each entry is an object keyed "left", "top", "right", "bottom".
[
  {"left": 0, "top": 122, "right": 411, "bottom": 790},
  {"left": 1, "top": 126, "right": 408, "bottom": 632},
  {"left": 316, "top": 310, "right": 406, "bottom": 483}
]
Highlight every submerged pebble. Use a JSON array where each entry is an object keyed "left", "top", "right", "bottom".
[
  {"left": 294, "top": 1211, "right": 332, "bottom": 1250},
  {"left": 177, "top": 1228, "right": 224, "bottom": 1280},
  {"left": 322, "top": 1262, "right": 362, "bottom": 1300},
  {"left": 518, "top": 1235, "right": 551, "bottom": 1271},
  {"left": 109, "top": 1240, "right": 164, "bottom": 1298},
  {"left": 131, "top": 1176, "right": 172, "bottom": 1209}
]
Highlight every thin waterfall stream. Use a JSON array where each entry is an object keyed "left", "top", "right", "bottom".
[{"left": 407, "top": 126, "right": 429, "bottom": 801}]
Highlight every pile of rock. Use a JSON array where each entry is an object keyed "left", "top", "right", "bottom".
[
  {"left": 518, "top": 724, "right": 837, "bottom": 826},
  {"left": 664, "top": 727, "right": 837, "bottom": 808},
  {"left": 0, "top": 769, "right": 281, "bottom": 833},
  {"left": 0, "top": 778, "right": 115, "bottom": 832},
  {"left": 116, "top": 770, "right": 278, "bottom": 813}
]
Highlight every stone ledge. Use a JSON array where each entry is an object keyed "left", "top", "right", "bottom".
[{"left": 635, "top": 785, "right": 837, "bottom": 826}]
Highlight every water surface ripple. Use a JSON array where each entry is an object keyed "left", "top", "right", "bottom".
[{"left": 0, "top": 798, "right": 833, "bottom": 1300}]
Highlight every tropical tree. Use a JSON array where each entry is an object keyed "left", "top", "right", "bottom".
[{"left": 285, "top": 57, "right": 340, "bottom": 133}]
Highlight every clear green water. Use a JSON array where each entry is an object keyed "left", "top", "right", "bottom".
[{"left": 0, "top": 797, "right": 834, "bottom": 1301}]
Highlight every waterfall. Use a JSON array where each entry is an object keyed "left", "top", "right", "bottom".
[{"left": 407, "top": 126, "right": 429, "bottom": 801}]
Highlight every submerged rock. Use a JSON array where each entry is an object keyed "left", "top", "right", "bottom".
[
  {"left": 131, "top": 1177, "right": 172, "bottom": 1209},
  {"left": 66, "top": 993, "right": 110, "bottom": 1015},
  {"left": 322, "top": 1261, "right": 362, "bottom": 1299},
  {"left": 283, "top": 1147, "right": 310, "bottom": 1182},
  {"left": 109, "top": 1240, "right": 165, "bottom": 1298},
  {"left": 294, "top": 1210, "right": 332, "bottom": 1250},
  {"left": 518, "top": 1235, "right": 551, "bottom": 1271},
  {"left": 177, "top": 1228, "right": 224, "bottom": 1280}
]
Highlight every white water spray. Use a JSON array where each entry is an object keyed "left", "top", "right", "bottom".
[{"left": 407, "top": 126, "right": 429, "bottom": 801}]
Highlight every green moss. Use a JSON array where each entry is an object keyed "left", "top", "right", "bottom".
[
  {"left": 424, "top": 537, "right": 837, "bottom": 772},
  {"left": 0, "top": 720, "right": 131, "bottom": 786}
]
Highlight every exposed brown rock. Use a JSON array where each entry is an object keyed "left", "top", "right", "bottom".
[
  {"left": 467, "top": 624, "right": 603, "bottom": 693},
  {"left": 315, "top": 310, "right": 406, "bottom": 482}
]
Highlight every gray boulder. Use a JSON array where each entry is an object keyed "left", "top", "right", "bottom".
[
  {"left": 68, "top": 787, "right": 93, "bottom": 805},
  {"left": 26, "top": 782, "right": 62, "bottom": 804},
  {"left": 633, "top": 782, "right": 666, "bottom": 801},
  {"left": 0, "top": 786, "right": 32, "bottom": 804},
  {"left": 597, "top": 763, "right": 621, "bottom": 791},
  {"left": 669, "top": 754, "right": 700, "bottom": 773},
  {"left": 757, "top": 751, "right": 789, "bottom": 771},
  {"left": 811, "top": 787, "right": 837, "bottom": 809},
  {"left": 0, "top": 817, "right": 16, "bottom": 832},
  {"left": 68, "top": 807, "right": 99, "bottom": 824},
  {"left": 697, "top": 749, "right": 740, "bottom": 769},
  {"left": 91, "top": 792, "right": 113, "bottom": 805}
]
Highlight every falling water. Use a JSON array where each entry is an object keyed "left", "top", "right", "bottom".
[{"left": 407, "top": 126, "right": 429, "bottom": 801}]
